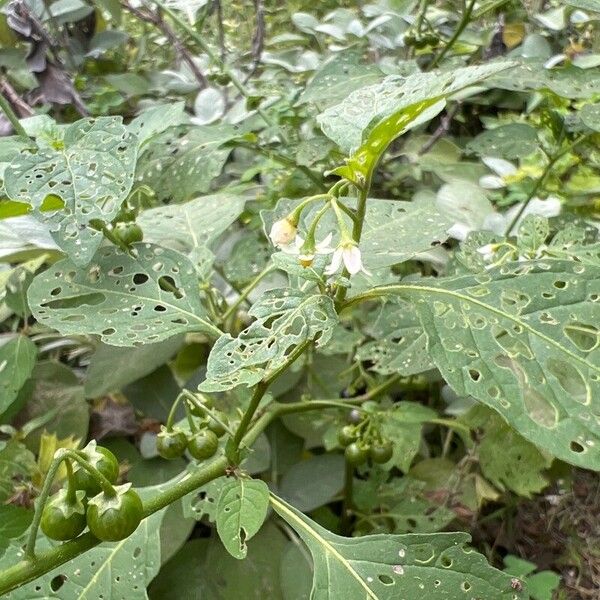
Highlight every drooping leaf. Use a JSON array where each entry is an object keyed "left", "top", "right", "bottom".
[
  {"left": 0, "top": 335, "right": 37, "bottom": 416},
  {"left": 4, "top": 117, "right": 138, "bottom": 266},
  {"left": 136, "top": 124, "right": 238, "bottom": 203},
  {"left": 318, "top": 62, "right": 513, "bottom": 183},
  {"left": 216, "top": 478, "right": 270, "bottom": 559},
  {"left": 28, "top": 243, "right": 220, "bottom": 346},
  {"left": 200, "top": 290, "right": 337, "bottom": 392},
  {"left": 363, "top": 258, "right": 600, "bottom": 469},
  {"left": 271, "top": 494, "right": 527, "bottom": 600}
]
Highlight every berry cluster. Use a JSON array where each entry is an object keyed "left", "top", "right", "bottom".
[{"left": 338, "top": 412, "right": 394, "bottom": 466}]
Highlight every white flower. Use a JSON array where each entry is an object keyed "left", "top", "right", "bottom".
[
  {"left": 544, "top": 54, "right": 567, "bottom": 69},
  {"left": 269, "top": 217, "right": 297, "bottom": 248},
  {"left": 281, "top": 233, "right": 334, "bottom": 267},
  {"left": 479, "top": 157, "right": 518, "bottom": 189},
  {"left": 477, "top": 243, "right": 496, "bottom": 262},
  {"left": 325, "top": 241, "right": 370, "bottom": 276}
]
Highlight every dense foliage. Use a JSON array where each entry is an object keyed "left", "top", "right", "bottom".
[{"left": 0, "top": 0, "right": 598, "bottom": 598}]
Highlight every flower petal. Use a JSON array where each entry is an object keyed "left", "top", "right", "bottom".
[
  {"left": 325, "top": 248, "right": 343, "bottom": 275},
  {"left": 342, "top": 245, "right": 363, "bottom": 275},
  {"left": 479, "top": 175, "right": 506, "bottom": 189},
  {"left": 482, "top": 157, "right": 517, "bottom": 177},
  {"left": 446, "top": 222, "right": 472, "bottom": 241}
]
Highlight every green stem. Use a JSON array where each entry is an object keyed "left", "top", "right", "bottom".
[
  {"left": 221, "top": 264, "right": 275, "bottom": 324},
  {"left": 503, "top": 134, "right": 588, "bottom": 235},
  {"left": 64, "top": 459, "right": 77, "bottom": 505},
  {"left": 25, "top": 450, "right": 114, "bottom": 560},
  {"left": 149, "top": 0, "right": 274, "bottom": 128},
  {"left": 0, "top": 92, "right": 27, "bottom": 137},
  {"left": 340, "top": 461, "right": 354, "bottom": 535},
  {"left": 335, "top": 183, "right": 370, "bottom": 304},
  {"left": 0, "top": 372, "right": 398, "bottom": 592},
  {"left": 181, "top": 390, "right": 237, "bottom": 438},
  {"left": 165, "top": 393, "right": 186, "bottom": 430},
  {"left": 231, "top": 382, "right": 268, "bottom": 452},
  {"left": 428, "top": 0, "right": 476, "bottom": 69}
]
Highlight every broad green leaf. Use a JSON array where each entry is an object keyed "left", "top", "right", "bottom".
[
  {"left": 216, "top": 478, "right": 270, "bottom": 559},
  {"left": 356, "top": 301, "right": 434, "bottom": 376},
  {"left": 222, "top": 233, "right": 271, "bottom": 286},
  {"left": 138, "top": 193, "right": 247, "bottom": 273},
  {"left": 84, "top": 336, "right": 184, "bottom": 397},
  {"left": 28, "top": 243, "right": 220, "bottom": 346},
  {"left": 0, "top": 441, "right": 36, "bottom": 503},
  {"left": 298, "top": 50, "right": 384, "bottom": 107},
  {"left": 580, "top": 102, "right": 600, "bottom": 131},
  {"left": 183, "top": 476, "right": 228, "bottom": 522},
  {"left": 279, "top": 454, "right": 344, "bottom": 512},
  {"left": 0, "top": 506, "right": 32, "bottom": 541},
  {"left": 564, "top": 0, "right": 600, "bottom": 12},
  {"left": 319, "top": 62, "right": 513, "bottom": 182},
  {"left": 5, "top": 117, "right": 138, "bottom": 266},
  {"left": 466, "top": 123, "right": 539, "bottom": 159},
  {"left": 365, "top": 258, "right": 600, "bottom": 469},
  {"left": 0, "top": 216, "right": 58, "bottom": 261},
  {"left": 200, "top": 290, "right": 337, "bottom": 392},
  {"left": 128, "top": 101, "right": 187, "bottom": 147},
  {"left": 271, "top": 494, "right": 527, "bottom": 599},
  {"left": 491, "top": 60, "right": 600, "bottom": 99},
  {"left": 0, "top": 335, "right": 37, "bottom": 415},
  {"left": 18, "top": 361, "right": 88, "bottom": 449},
  {"left": 136, "top": 124, "right": 238, "bottom": 203},
  {"left": 466, "top": 408, "right": 552, "bottom": 497},
  {"left": 361, "top": 198, "right": 453, "bottom": 270},
  {"left": 2, "top": 485, "right": 166, "bottom": 599}
]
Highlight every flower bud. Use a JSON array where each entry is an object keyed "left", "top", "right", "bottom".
[{"left": 269, "top": 217, "right": 297, "bottom": 247}]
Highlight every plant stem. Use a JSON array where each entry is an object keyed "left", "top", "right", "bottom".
[
  {"left": 231, "top": 382, "right": 268, "bottom": 452},
  {"left": 503, "top": 134, "right": 588, "bottom": 235},
  {"left": 149, "top": 0, "right": 274, "bottom": 128},
  {"left": 181, "top": 390, "right": 237, "bottom": 437},
  {"left": 340, "top": 461, "right": 354, "bottom": 535},
  {"left": 428, "top": 0, "right": 476, "bottom": 69},
  {"left": 221, "top": 264, "right": 275, "bottom": 324},
  {"left": 0, "top": 92, "right": 27, "bottom": 137},
  {"left": 24, "top": 450, "right": 114, "bottom": 560},
  {"left": 0, "top": 370, "right": 398, "bottom": 592},
  {"left": 64, "top": 459, "right": 77, "bottom": 505}
]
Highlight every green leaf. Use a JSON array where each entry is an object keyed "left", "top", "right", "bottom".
[
  {"left": 356, "top": 301, "right": 434, "bottom": 376},
  {"left": 0, "top": 335, "right": 37, "bottom": 416},
  {"left": 2, "top": 485, "right": 166, "bottom": 599},
  {"left": 298, "top": 49, "right": 384, "bottom": 107},
  {"left": 128, "top": 101, "right": 187, "bottom": 147},
  {"left": 0, "top": 506, "right": 32, "bottom": 541},
  {"left": 491, "top": 60, "right": 600, "bottom": 99},
  {"left": 138, "top": 193, "right": 247, "bottom": 274},
  {"left": 84, "top": 336, "right": 184, "bottom": 397},
  {"left": 271, "top": 494, "right": 527, "bottom": 599},
  {"left": 279, "top": 454, "right": 345, "bottom": 512},
  {"left": 564, "top": 0, "right": 600, "bottom": 13},
  {"left": 319, "top": 62, "right": 513, "bottom": 182},
  {"left": 4, "top": 117, "right": 138, "bottom": 266},
  {"left": 28, "top": 243, "right": 220, "bottom": 346},
  {"left": 370, "top": 258, "right": 600, "bottom": 469},
  {"left": 361, "top": 197, "right": 453, "bottom": 270},
  {"left": 0, "top": 441, "right": 36, "bottom": 503},
  {"left": 136, "top": 124, "right": 238, "bottom": 203},
  {"left": 183, "top": 476, "right": 228, "bottom": 522},
  {"left": 466, "top": 408, "right": 552, "bottom": 497},
  {"left": 200, "top": 290, "right": 337, "bottom": 392},
  {"left": 466, "top": 123, "right": 539, "bottom": 159},
  {"left": 580, "top": 102, "right": 600, "bottom": 131},
  {"left": 216, "top": 478, "right": 270, "bottom": 559}
]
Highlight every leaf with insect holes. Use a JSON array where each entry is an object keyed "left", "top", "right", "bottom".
[
  {"left": 27, "top": 243, "right": 220, "bottom": 346},
  {"left": 366, "top": 258, "right": 600, "bottom": 469},
  {"left": 318, "top": 62, "right": 514, "bottom": 184},
  {"left": 4, "top": 117, "right": 137, "bottom": 266},
  {"left": 135, "top": 124, "right": 239, "bottom": 203},
  {"left": 216, "top": 479, "right": 270, "bottom": 559},
  {"left": 200, "top": 289, "right": 337, "bottom": 392},
  {"left": 271, "top": 494, "right": 527, "bottom": 600}
]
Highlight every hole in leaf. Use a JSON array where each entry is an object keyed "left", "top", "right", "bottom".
[
  {"left": 378, "top": 574, "right": 394, "bottom": 585},
  {"left": 50, "top": 575, "right": 66, "bottom": 591},
  {"left": 570, "top": 441, "right": 585, "bottom": 453},
  {"left": 133, "top": 273, "right": 149, "bottom": 285}
]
